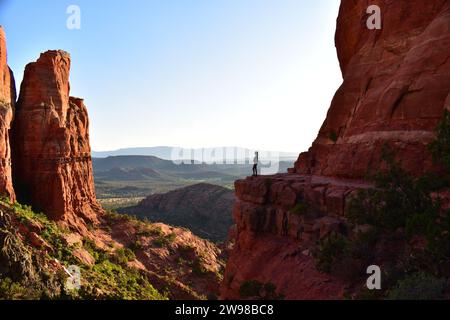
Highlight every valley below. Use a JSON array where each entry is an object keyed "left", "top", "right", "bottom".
[
  {"left": 92, "top": 155, "right": 295, "bottom": 243},
  {"left": 93, "top": 155, "right": 294, "bottom": 210}
]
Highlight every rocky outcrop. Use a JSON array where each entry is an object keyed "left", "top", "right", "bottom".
[
  {"left": 100, "top": 216, "right": 225, "bottom": 300},
  {"left": 0, "top": 26, "right": 16, "bottom": 200},
  {"left": 220, "top": 174, "right": 371, "bottom": 299},
  {"left": 222, "top": 0, "right": 450, "bottom": 300},
  {"left": 123, "top": 183, "right": 235, "bottom": 242},
  {"left": 13, "top": 50, "right": 102, "bottom": 233},
  {"left": 295, "top": 0, "right": 450, "bottom": 179}
]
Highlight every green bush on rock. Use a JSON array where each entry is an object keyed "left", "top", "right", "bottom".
[
  {"left": 387, "top": 272, "right": 447, "bottom": 300},
  {"left": 239, "top": 280, "right": 284, "bottom": 300},
  {"left": 0, "top": 199, "right": 166, "bottom": 300},
  {"left": 314, "top": 111, "right": 450, "bottom": 299}
]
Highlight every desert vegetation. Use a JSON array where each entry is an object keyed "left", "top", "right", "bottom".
[{"left": 314, "top": 111, "right": 450, "bottom": 299}]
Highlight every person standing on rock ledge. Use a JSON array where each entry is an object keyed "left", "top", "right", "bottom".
[{"left": 252, "top": 151, "right": 259, "bottom": 177}]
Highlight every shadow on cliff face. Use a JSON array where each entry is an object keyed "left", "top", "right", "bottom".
[
  {"left": 9, "top": 177, "right": 32, "bottom": 210},
  {"left": 8, "top": 113, "right": 41, "bottom": 215}
]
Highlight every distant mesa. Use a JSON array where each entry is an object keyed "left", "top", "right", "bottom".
[{"left": 92, "top": 146, "right": 299, "bottom": 162}]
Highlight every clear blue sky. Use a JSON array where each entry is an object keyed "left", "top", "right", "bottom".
[{"left": 1, "top": 0, "right": 342, "bottom": 153}]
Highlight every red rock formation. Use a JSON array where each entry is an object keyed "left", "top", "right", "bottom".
[
  {"left": 222, "top": 0, "right": 450, "bottom": 299},
  {"left": 99, "top": 218, "right": 225, "bottom": 300},
  {"left": 0, "top": 26, "right": 16, "bottom": 200},
  {"left": 221, "top": 174, "right": 371, "bottom": 299},
  {"left": 13, "top": 50, "right": 102, "bottom": 233},
  {"left": 296, "top": 0, "right": 450, "bottom": 179}
]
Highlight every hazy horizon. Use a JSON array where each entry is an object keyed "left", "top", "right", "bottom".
[
  {"left": 91, "top": 145, "right": 300, "bottom": 154},
  {"left": 91, "top": 146, "right": 300, "bottom": 164},
  {"left": 1, "top": 0, "right": 342, "bottom": 154}
]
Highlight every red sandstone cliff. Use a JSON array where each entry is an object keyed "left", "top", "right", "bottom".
[
  {"left": 0, "top": 26, "right": 16, "bottom": 200},
  {"left": 296, "top": 0, "right": 450, "bottom": 179},
  {"left": 221, "top": 0, "right": 450, "bottom": 300},
  {"left": 13, "top": 50, "right": 103, "bottom": 233}
]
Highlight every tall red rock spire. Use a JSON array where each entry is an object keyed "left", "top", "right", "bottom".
[
  {"left": 295, "top": 0, "right": 450, "bottom": 179},
  {"left": 13, "top": 50, "right": 102, "bottom": 233},
  {"left": 0, "top": 26, "right": 16, "bottom": 200}
]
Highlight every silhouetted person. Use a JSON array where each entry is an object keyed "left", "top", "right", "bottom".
[{"left": 252, "top": 151, "right": 259, "bottom": 177}]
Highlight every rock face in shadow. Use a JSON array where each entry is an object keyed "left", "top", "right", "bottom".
[
  {"left": 0, "top": 26, "right": 16, "bottom": 200},
  {"left": 295, "top": 0, "right": 450, "bottom": 179},
  {"left": 13, "top": 50, "right": 102, "bottom": 233},
  {"left": 220, "top": 174, "right": 371, "bottom": 299},
  {"left": 221, "top": 0, "right": 450, "bottom": 299},
  {"left": 123, "top": 183, "right": 235, "bottom": 242}
]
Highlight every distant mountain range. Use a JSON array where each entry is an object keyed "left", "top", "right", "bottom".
[
  {"left": 92, "top": 146, "right": 298, "bottom": 162},
  {"left": 93, "top": 155, "right": 179, "bottom": 172},
  {"left": 93, "top": 155, "right": 294, "bottom": 183},
  {"left": 93, "top": 154, "right": 295, "bottom": 208}
]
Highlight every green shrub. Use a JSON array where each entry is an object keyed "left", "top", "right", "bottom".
[
  {"left": 0, "top": 199, "right": 166, "bottom": 300},
  {"left": 114, "top": 247, "right": 136, "bottom": 265},
  {"left": 290, "top": 202, "right": 309, "bottom": 216},
  {"left": 416, "top": 172, "right": 450, "bottom": 192},
  {"left": 0, "top": 201, "right": 67, "bottom": 299},
  {"left": 387, "top": 272, "right": 448, "bottom": 300},
  {"left": 424, "top": 210, "right": 450, "bottom": 267},
  {"left": 0, "top": 277, "right": 40, "bottom": 300},
  {"left": 192, "top": 259, "right": 209, "bottom": 276},
  {"left": 239, "top": 280, "right": 263, "bottom": 298},
  {"left": 80, "top": 260, "right": 166, "bottom": 300},
  {"left": 83, "top": 239, "right": 108, "bottom": 263},
  {"left": 129, "top": 240, "right": 143, "bottom": 252},
  {"left": 342, "top": 114, "right": 450, "bottom": 295},
  {"left": 347, "top": 148, "right": 434, "bottom": 231},
  {"left": 355, "top": 287, "right": 385, "bottom": 300},
  {"left": 104, "top": 211, "right": 134, "bottom": 224},
  {"left": 429, "top": 109, "right": 450, "bottom": 172},
  {"left": 239, "top": 280, "right": 284, "bottom": 300},
  {"left": 346, "top": 143, "right": 450, "bottom": 271},
  {"left": 314, "top": 232, "right": 348, "bottom": 273},
  {"left": 140, "top": 226, "right": 165, "bottom": 238},
  {"left": 153, "top": 233, "right": 177, "bottom": 248}
]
